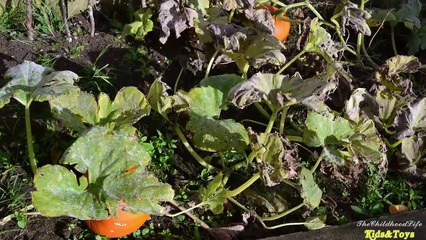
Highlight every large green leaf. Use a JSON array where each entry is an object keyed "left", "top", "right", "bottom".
[
  {"left": 300, "top": 168, "right": 322, "bottom": 209},
  {"left": 186, "top": 114, "right": 249, "bottom": 152},
  {"left": 188, "top": 86, "right": 223, "bottom": 118},
  {"left": 200, "top": 74, "right": 243, "bottom": 104},
  {"left": 32, "top": 165, "right": 108, "bottom": 220},
  {"left": 32, "top": 126, "right": 174, "bottom": 219},
  {"left": 50, "top": 87, "right": 150, "bottom": 131},
  {"left": 107, "top": 86, "right": 151, "bottom": 125},
  {"left": 0, "top": 61, "right": 79, "bottom": 108},
  {"left": 50, "top": 92, "right": 98, "bottom": 132},
  {"left": 303, "top": 112, "right": 354, "bottom": 147}
]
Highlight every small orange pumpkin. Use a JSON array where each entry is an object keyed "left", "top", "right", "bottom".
[
  {"left": 258, "top": 5, "right": 291, "bottom": 42},
  {"left": 389, "top": 204, "right": 409, "bottom": 214},
  {"left": 85, "top": 208, "right": 150, "bottom": 238}
]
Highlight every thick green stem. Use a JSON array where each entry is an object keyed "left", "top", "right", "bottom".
[
  {"left": 204, "top": 50, "right": 220, "bottom": 80},
  {"left": 254, "top": 102, "right": 271, "bottom": 119},
  {"left": 259, "top": 219, "right": 307, "bottom": 230},
  {"left": 25, "top": 103, "right": 37, "bottom": 174},
  {"left": 361, "top": 37, "right": 379, "bottom": 68},
  {"left": 310, "top": 151, "right": 324, "bottom": 173},
  {"left": 227, "top": 173, "right": 261, "bottom": 197},
  {"left": 227, "top": 197, "right": 250, "bottom": 211},
  {"left": 356, "top": 0, "right": 366, "bottom": 58},
  {"left": 276, "top": 50, "right": 306, "bottom": 75},
  {"left": 228, "top": 9, "right": 235, "bottom": 23},
  {"left": 390, "top": 25, "right": 398, "bottom": 56},
  {"left": 166, "top": 201, "right": 206, "bottom": 217},
  {"left": 265, "top": 110, "right": 278, "bottom": 134},
  {"left": 261, "top": 202, "right": 304, "bottom": 221},
  {"left": 174, "top": 67, "right": 184, "bottom": 93},
  {"left": 420, "top": 64, "right": 426, "bottom": 69},
  {"left": 174, "top": 125, "right": 217, "bottom": 170},
  {"left": 167, "top": 200, "right": 210, "bottom": 229},
  {"left": 286, "top": 135, "right": 303, "bottom": 142},
  {"left": 279, "top": 107, "right": 289, "bottom": 134}
]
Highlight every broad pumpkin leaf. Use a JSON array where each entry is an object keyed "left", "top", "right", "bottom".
[
  {"left": 32, "top": 126, "right": 174, "bottom": 219},
  {"left": 50, "top": 87, "right": 150, "bottom": 132},
  {"left": 186, "top": 84, "right": 249, "bottom": 152},
  {"left": 300, "top": 168, "right": 322, "bottom": 209},
  {"left": 394, "top": 98, "right": 426, "bottom": 139},
  {"left": 188, "top": 86, "right": 223, "bottom": 118},
  {"left": 0, "top": 61, "right": 79, "bottom": 108},
  {"left": 186, "top": 114, "right": 249, "bottom": 152},
  {"left": 32, "top": 165, "right": 108, "bottom": 220},
  {"left": 50, "top": 91, "right": 98, "bottom": 132},
  {"left": 107, "top": 86, "right": 151, "bottom": 125},
  {"left": 303, "top": 112, "right": 354, "bottom": 147}
]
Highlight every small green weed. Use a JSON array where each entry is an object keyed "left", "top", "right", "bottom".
[
  {"left": 36, "top": 53, "right": 57, "bottom": 67},
  {"left": 65, "top": 43, "right": 85, "bottom": 60},
  {"left": 80, "top": 48, "right": 115, "bottom": 93},
  {"left": 141, "top": 130, "right": 178, "bottom": 182},
  {"left": 33, "top": 0, "right": 63, "bottom": 37},
  {"left": 351, "top": 166, "right": 424, "bottom": 217},
  {"left": 0, "top": 5, "right": 25, "bottom": 33}
]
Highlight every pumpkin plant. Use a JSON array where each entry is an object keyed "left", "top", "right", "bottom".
[
  {"left": 32, "top": 126, "right": 174, "bottom": 238},
  {"left": 0, "top": 61, "right": 79, "bottom": 174}
]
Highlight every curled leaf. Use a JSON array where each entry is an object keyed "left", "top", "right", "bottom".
[
  {"left": 394, "top": 98, "right": 426, "bottom": 139},
  {"left": 398, "top": 135, "right": 426, "bottom": 180},
  {"left": 374, "top": 55, "right": 421, "bottom": 94},
  {"left": 0, "top": 61, "right": 79, "bottom": 108},
  {"left": 340, "top": 1, "right": 372, "bottom": 36},
  {"left": 221, "top": 0, "right": 254, "bottom": 11},
  {"left": 250, "top": 130, "right": 299, "bottom": 186},
  {"left": 159, "top": 0, "right": 198, "bottom": 44}
]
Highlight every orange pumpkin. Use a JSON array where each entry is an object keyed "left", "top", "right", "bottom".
[
  {"left": 258, "top": 5, "right": 291, "bottom": 42},
  {"left": 389, "top": 204, "right": 409, "bottom": 214},
  {"left": 85, "top": 208, "right": 150, "bottom": 238}
]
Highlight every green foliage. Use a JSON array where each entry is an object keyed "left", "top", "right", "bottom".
[
  {"left": 0, "top": 4, "right": 25, "bottom": 33},
  {"left": 32, "top": 126, "right": 175, "bottom": 219},
  {"left": 123, "top": 8, "right": 154, "bottom": 40},
  {"left": 0, "top": 61, "right": 79, "bottom": 108},
  {"left": 50, "top": 86, "right": 151, "bottom": 132}
]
